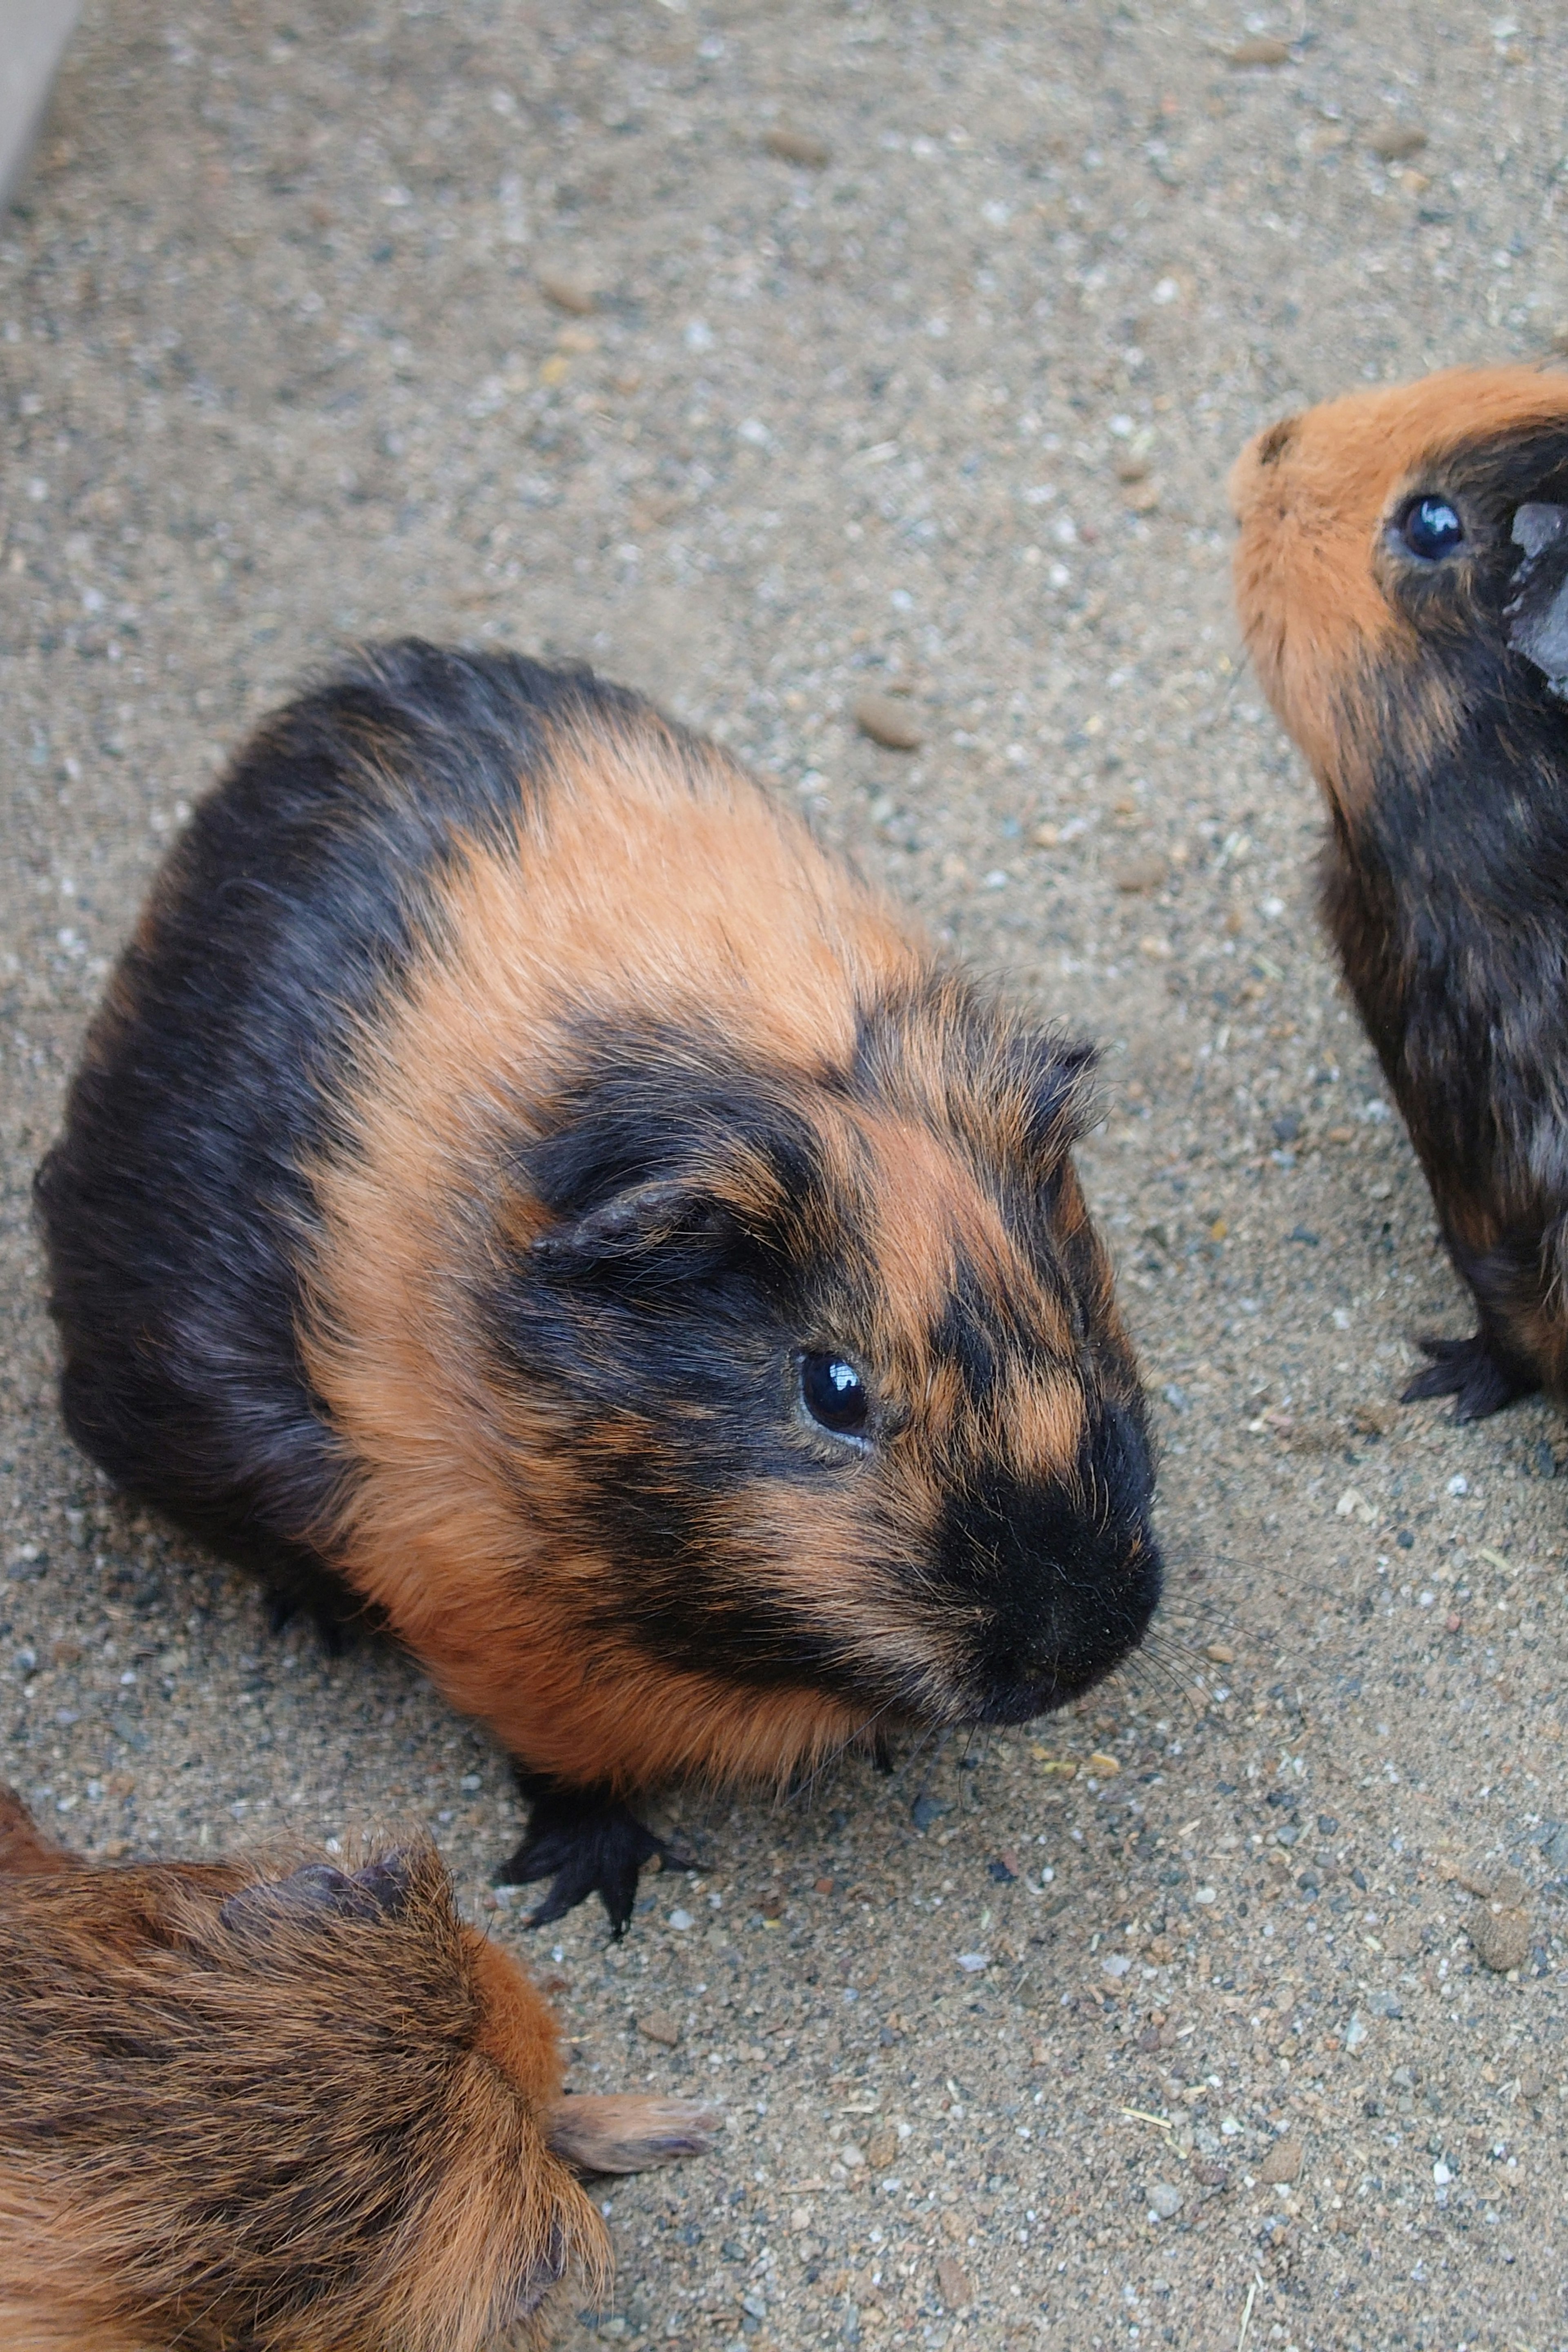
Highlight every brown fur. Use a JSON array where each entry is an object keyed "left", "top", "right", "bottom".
[{"left": 0, "top": 1796, "right": 714, "bottom": 2352}]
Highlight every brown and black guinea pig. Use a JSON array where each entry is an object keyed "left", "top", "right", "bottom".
[
  {"left": 0, "top": 1787, "right": 714, "bottom": 2352},
  {"left": 1231, "top": 364, "right": 1568, "bottom": 1421},
  {"left": 35, "top": 641, "right": 1162, "bottom": 1929}
]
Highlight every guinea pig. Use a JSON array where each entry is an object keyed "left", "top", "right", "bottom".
[
  {"left": 0, "top": 1788, "right": 714, "bottom": 2352},
  {"left": 1231, "top": 363, "right": 1568, "bottom": 1420},
  {"left": 35, "top": 639, "right": 1162, "bottom": 1929}
]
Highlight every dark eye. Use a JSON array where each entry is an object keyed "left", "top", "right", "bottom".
[
  {"left": 1396, "top": 494, "right": 1465, "bottom": 562},
  {"left": 799, "top": 1352, "right": 869, "bottom": 1440}
]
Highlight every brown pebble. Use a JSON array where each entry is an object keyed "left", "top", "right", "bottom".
[
  {"left": 49, "top": 1638, "right": 83, "bottom": 1666},
  {"left": 764, "top": 126, "right": 831, "bottom": 168},
  {"left": 1123, "top": 478, "right": 1162, "bottom": 514},
  {"left": 638, "top": 2009, "right": 682, "bottom": 2047},
  {"left": 935, "top": 2256, "right": 973, "bottom": 2312},
  {"left": 1258, "top": 2137, "right": 1303, "bottom": 2185},
  {"left": 1445, "top": 1612, "right": 1463, "bottom": 1634},
  {"left": 1227, "top": 36, "right": 1291, "bottom": 65},
  {"left": 1114, "top": 452, "right": 1150, "bottom": 485},
  {"left": 539, "top": 270, "right": 596, "bottom": 315},
  {"left": 866, "top": 2127, "right": 899, "bottom": 2171},
  {"left": 1189, "top": 2157, "right": 1230, "bottom": 2190},
  {"left": 1349, "top": 1403, "right": 1397, "bottom": 1437},
  {"left": 853, "top": 691, "right": 924, "bottom": 751},
  {"left": 760, "top": 1889, "right": 785, "bottom": 1919},
  {"left": 1204, "top": 1640, "right": 1236, "bottom": 1666},
  {"left": 1114, "top": 852, "right": 1168, "bottom": 893},
  {"left": 1326, "top": 1123, "right": 1354, "bottom": 1144},
  {"left": 1470, "top": 1903, "right": 1532, "bottom": 1973},
  {"left": 1369, "top": 121, "right": 1428, "bottom": 160},
  {"left": 814, "top": 1876, "right": 835, "bottom": 1895},
  {"left": 105, "top": 1771, "right": 137, "bottom": 1798}
]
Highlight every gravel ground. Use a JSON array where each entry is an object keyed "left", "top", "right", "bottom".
[{"left": 3, "top": 5, "right": 1568, "bottom": 2348}]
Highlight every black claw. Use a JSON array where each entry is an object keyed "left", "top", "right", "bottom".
[
  {"left": 494, "top": 1778, "right": 701, "bottom": 1936},
  {"left": 1401, "top": 1332, "right": 1540, "bottom": 1423}
]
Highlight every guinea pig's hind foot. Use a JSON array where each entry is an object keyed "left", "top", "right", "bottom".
[
  {"left": 495, "top": 1775, "right": 701, "bottom": 1937},
  {"left": 1401, "top": 1332, "right": 1540, "bottom": 1423},
  {"left": 546, "top": 2094, "right": 721, "bottom": 2175}
]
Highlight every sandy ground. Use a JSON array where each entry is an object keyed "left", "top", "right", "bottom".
[{"left": 3, "top": 4, "right": 1567, "bottom": 2348}]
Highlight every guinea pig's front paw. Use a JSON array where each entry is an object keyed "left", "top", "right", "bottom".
[
  {"left": 496, "top": 1775, "right": 700, "bottom": 1936},
  {"left": 1401, "top": 1331, "right": 1540, "bottom": 1423}
]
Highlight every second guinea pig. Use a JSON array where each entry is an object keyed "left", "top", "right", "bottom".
[
  {"left": 0, "top": 1789, "right": 714, "bottom": 2352},
  {"left": 36, "top": 640, "right": 1162, "bottom": 1927},
  {"left": 1231, "top": 363, "right": 1568, "bottom": 1421}
]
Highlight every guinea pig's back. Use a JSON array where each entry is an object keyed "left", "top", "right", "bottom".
[
  {"left": 34, "top": 643, "right": 645, "bottom": 1601},
  {"left": 0, "top": 1833, "right": 599, "bottom": 2352}
]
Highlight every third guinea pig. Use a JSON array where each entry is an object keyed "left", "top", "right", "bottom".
[
  {"left": 1231, "top": 363, "right": 1568, "bottom": 1421},
  {"left": 36, "top": 641, "right": 1162, "bottom": 1927},
  {"left": 0, "top": 1789, "right": 713, "bottom": 2352}
]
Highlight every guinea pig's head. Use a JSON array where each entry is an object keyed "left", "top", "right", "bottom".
[
  {"left": 1229, "top": 363, "right": 1568, "bottom": 810},
  {"left": 498, "top": 977, "right": 1160, "bottom": 1749}
]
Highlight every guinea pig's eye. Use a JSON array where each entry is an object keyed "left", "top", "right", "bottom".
[
  {"left": 1395, "top": 494, "right": 1465, "bottom": 563},
  {"left": 798, "top": 1351, "right": 870, "bottom": 1441}
]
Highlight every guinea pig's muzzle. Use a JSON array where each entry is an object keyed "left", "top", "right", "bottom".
[{"left": 941, "top": 1405, "right": 1163, "bottom": 1725}]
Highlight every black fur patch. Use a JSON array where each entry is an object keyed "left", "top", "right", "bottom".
[
  {"left": 35, "top": 643, "right": 639, "bottom": 1608},
  {"left": 941, "top": 1397, "right": 1161, "bottom": 1722}
]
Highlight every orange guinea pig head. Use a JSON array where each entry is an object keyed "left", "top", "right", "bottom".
[{"left": 1229, "top": 364, "right": 1568, "bottom": 814}]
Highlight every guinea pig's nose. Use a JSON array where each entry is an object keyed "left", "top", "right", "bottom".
[{"left": 1512, "top": 501, "right": 1568, "bottom": 559}]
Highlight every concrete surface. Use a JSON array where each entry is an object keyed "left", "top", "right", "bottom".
[{"left": 2, "top": 5, "right": 1566, "bottom": 2349}]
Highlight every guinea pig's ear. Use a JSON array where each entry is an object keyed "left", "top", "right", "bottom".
[
  {"left": 529, "top": 1180, "right": 733, "bottom": 1270},
  {"left": 1013, "top": 1035, "right": 1099, "bottom": 1162},
  {"left": 1507, "top": 502, "right": 1568, "bottom": 696},
  {"left": 218, "top": 1852, "right": 416, "bottom": 1935}
]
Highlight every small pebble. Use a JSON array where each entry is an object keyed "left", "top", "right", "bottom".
[
  {"left": 1227, "top": 36, "right": 1291, "bottom": 65},
  {"left": 1470, "top": 1902, "right": 1532, "bottom": 1974},
  {"left": 638, "top": 2009, "right": 682, "bottom": 2047},
  {"left": 1123, "top": 477, "right": 1162, "bottom": 514},
  {"left": 764, "top": 126, "right": 831, "bottom": 167},
  {"left": 1087, "top": 1751, "right": 1120, "bottom": 1776},
  {"left": 935, "top": 2257, "right": 973, "bottom": 2311},
  {"left": 839, "top": 2142, "right": 865, "bottom": 2170},
  {"left": 1204, "top": 1641, "right": 1236, "bottom": 1665},
  {"left": 853, "top": 691, "right": 924, "bottom": 751},
  {"left": 539, "top": 270, "right": 596, "bottom": 315},
  {"left": 1146, "top": 2180, "right": 1183, "bottom": 2220},
  {"left": 1369, "top": 121, "right": 1428, "bottom": 160},
  {"left": 1258, "top": 2138, "right": 1303, "bottom": 2185},
  {"left": 1113, "top": 852, "right": 1168, "bottom": 893},
  {"left": 866, "top": 2127, "right": 899, "bottom": 2170}
]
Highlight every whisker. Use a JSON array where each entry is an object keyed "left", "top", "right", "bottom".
[{"left": 779, "top": 1698, "right": 904, "bottom": 1813}]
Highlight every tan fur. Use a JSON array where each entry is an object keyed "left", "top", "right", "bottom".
[
  {"left": 1230, "top": 364, "right": 1568, "bottom": 809},
  {"left": 0, "top": 1798, "right": 712, "bottom": 2352}
]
